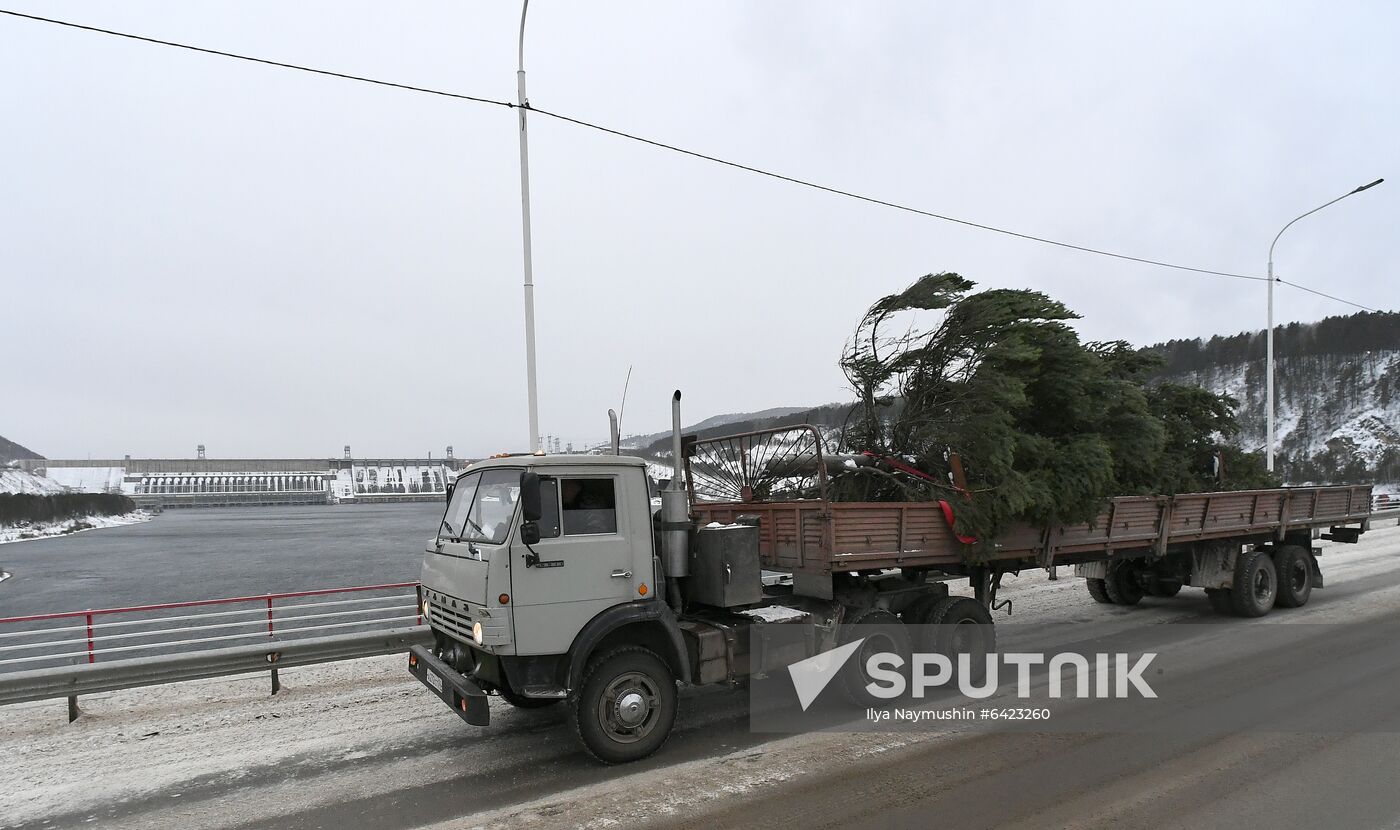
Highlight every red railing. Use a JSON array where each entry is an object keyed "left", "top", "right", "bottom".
[{"left": 0, "top": 582, "right": 422, "bottom": 672}]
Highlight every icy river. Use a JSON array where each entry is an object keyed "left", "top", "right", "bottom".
[{"left": 0, "top": 503, "right": 441, "bottom": 617}]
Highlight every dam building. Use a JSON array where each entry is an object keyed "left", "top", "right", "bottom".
[{"left": 22, "top": 450, "right": 472, "bottom": 508}]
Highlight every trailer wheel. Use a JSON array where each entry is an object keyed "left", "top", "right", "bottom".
[
  {"left": 1085, "top": 578, "right": 1113, "bottom": 604},
  {"left": 1273, "top": 545, "right": 1313, "bottom": 608},
  {"left": 1230, "top": 549, "right": 1277, "bottom": 618},
  {"left": 1104, "top": 562, "right": 1144, "bottom": 606},
  {"left": 1206, "top": 588, "right": 1233, "bottom": 616},
  {"left": 837, "top": 609, "right": 912, "bottom": 706},
  {"left": 570, "top": 647, "right": 677, "bottom": 764},
  {"left": 927, "top": 597, "right": 996, "bottom": 682}
]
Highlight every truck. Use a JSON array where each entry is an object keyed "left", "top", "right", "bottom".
[{"left": 408, "top": 391, "right": 1374, "bottom": 763}]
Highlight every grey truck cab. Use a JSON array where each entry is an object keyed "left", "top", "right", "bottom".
[{"left": 410, "top": 452, "right": 689, "bottom": 762}]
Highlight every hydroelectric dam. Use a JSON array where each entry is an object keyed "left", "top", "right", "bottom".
[{"left": 19, "top": 449, "right": 473, "bottom": 509}]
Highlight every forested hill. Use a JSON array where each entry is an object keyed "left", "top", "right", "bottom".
[
  {"left": 1145, "top": 311, "right": 1400, "bottom": 486},
  {"left": 1149, "top": 311, "right": 1400, "bottom": 374},
  {"left": 0, "top": 435, "right": 42, "bottom": 464}
]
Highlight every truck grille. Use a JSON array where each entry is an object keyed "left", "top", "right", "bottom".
[{"left": 426, "top": 594, "right": 474, "bottom": 642}]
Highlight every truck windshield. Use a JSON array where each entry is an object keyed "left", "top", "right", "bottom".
[{"left": 439, "top": 469, "right": 521, "bottom": 545}]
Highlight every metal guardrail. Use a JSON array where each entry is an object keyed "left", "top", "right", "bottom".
[
  {"left": 0, "top": 626, "right": 431, "bottom": 707},
  {"left": 0, "top": 582, "right": 428, "bottom": 720}
]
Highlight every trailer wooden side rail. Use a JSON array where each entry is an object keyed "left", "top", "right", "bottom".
[{"left": 687, "top": 426, "right": 1372, "bottom": 595}]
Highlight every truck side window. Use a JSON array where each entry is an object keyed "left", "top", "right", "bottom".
[
  {"left": 537, "top": 478, "right": 562, "bottom": 539},
  {"left": 561, "top": 478, "right": 618, "bottom": 535}
]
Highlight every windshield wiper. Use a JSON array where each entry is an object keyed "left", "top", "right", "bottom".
[{"left": 439, "top": 518, "right": 458, "bottom": 540}]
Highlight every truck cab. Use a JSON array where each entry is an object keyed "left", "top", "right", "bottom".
[{"left": 412, "top": 454, "right": 690, "bottom": 762}]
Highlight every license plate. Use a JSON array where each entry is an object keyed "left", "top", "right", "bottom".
[{"left": 425, "top": 669, "right": 444, "bottom": 693}]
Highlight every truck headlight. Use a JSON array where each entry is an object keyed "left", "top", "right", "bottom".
[
  {"left": 472, "top": 621, "right": 483, "bottom": 645},
  {"left": 422, "top": 599, "right": 431, "bottom": 620}
]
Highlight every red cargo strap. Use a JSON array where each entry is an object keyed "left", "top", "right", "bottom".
[
  {"left": 938, "top": 499, "right": 979, "bottom": 545},
  {"left": 860, "top": 451, "right": 978, "bottom": 544}
]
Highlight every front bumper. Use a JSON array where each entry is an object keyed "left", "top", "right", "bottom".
[{"left": 408, "top": 644, "right": 490, "bottom": 726}]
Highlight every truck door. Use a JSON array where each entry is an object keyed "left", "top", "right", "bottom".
[{"left": 510, "top": 472, "right": 640, "bottom": 656}]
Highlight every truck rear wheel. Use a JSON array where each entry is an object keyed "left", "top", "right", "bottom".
[
  {"left": 1104, "top": 562, "right": 1144, "bottom": 606},
  {"left": 1086, "top": 578, "right": 1113, "bottom": 604},
  {"left": 838, "top": 608, "right": 912, "bottom": 706},
  {"left": 1273, "top": 545, "right": 1313, "bottom": 608},
  {"left": 570, "top": 647, "right": 677, "bottom": 764},
  {"left": 1230, "top": 549, "right": 1277, "bottom": 618},
  {"left": 927, "top": 597, "right": 996, "bottom": 681}
]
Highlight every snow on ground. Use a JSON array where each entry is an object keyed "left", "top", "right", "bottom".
[
  {"left": 42, "top": 465, "right": 127, "bottom": 494},
  {"left": 0, "top": 468, "right": 68, "bottom": 495},
  {"left": 1, "top": 522, "right": 1397, "bottom": 829},
  {"left": 0, "top": 511, "right": 151, "bottom": 544}
]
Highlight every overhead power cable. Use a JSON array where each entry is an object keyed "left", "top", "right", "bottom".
[
  {"left": 1276, "top": 279, "right": 1377, "bottom": 312},
  {"left": 0, "top": 8, "right": 514, "bottom": 109},
  {"left": 2, "top": 7, "right": 1382, "bottom": 311}
]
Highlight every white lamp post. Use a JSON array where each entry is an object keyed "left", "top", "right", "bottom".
[
  {"left": 516, "top": 0, "right": 540, "bottom": 451},
  {"left": 1265, "top": 178, "right": 1383, "bottom": 472}
]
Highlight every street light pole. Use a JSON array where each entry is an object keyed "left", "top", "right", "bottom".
[
  {"left": 1265, "top": 178, "right": 1384, "bottom": 473},
  {"left": 516, "top": 0, "right": 540, "bottom": 451}
]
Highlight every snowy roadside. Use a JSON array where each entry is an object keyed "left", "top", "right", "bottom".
[
  {"left": 0, "top": 510, "right": 152, "bottom": 545},
  {"left": 0, "top": 523, "right": 1396, "bottom": 829}
]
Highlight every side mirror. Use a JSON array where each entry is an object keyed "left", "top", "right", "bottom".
[
  {"left": 445, "top": 480, "right": 455, "bottom": 504},
  {"left": 520, "top": 472, "right": 542, "bottom": 522},
  {"left": 520, "top": 521, "right": 541, "bottom": 546}
]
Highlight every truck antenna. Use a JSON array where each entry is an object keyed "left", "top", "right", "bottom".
[{"left": 617, "top": 365, "right": 633, "bottom": 438}]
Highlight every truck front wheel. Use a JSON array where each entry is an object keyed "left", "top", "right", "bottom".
[{"left": 571, "top": 647, "right": 677, "bottom": 764}]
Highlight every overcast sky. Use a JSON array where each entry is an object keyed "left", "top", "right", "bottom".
[{"left": 3, "top": 1, "right": 1395, "bottom": 459}]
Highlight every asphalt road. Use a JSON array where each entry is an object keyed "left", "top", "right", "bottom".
[{"left": 4, "top": 521, "right": 1400, "bottom": 830}]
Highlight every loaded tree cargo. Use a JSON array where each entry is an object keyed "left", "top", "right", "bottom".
[{"left": 409, "top": 392, "right": 1372, "bottom": 763}]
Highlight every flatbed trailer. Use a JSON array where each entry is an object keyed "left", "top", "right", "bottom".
[{"left": 689, "top": 425, "right": 1371, "bottom": 602}]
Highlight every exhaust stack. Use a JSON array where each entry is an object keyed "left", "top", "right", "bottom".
[
  {"left": 660, "top": 391, "right": 690, "bottom": 586},
  {"left": 608, "top": 409, "right": 620, "bottom": 455}
]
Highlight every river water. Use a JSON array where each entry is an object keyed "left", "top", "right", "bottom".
[{"left": 0, "top": 503, "right": 443, "bottom": 617}]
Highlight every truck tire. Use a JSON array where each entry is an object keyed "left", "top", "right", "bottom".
[
  {"left": 927, "top": 597, "right": 996, "bottom": 682},
  {"left": 1206, "top": 588, "right": 1233, "bottom": 616},
  {"left": 1085, "top": 578, "right": 1113, "bottom": 604},
  {"left": 1273, "top": 545, "right": 1313, "bottom": 608},
  {"left": 1104, "top": 562, "right": 1144, "bottom": 606},
  {"left": 838, "top": 608, "right": 912, "bottom": 706},
  {"left": 1230, "top": 548, "right": 1277, "bottom": 618},
  {"left": 570, "top": 647, "right": 677, "bottom": 764}
]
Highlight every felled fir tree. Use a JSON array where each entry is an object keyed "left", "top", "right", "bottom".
[{"left": 837, "top": 272, "right": 1277, "bottom": 548}]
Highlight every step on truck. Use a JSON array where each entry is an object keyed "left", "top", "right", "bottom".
[{"left": 409, "top": 392, "right": 1373, "bottom": 763}]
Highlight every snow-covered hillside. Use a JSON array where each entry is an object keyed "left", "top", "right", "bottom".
[
  {"left": 0, "top": 468, "right": 68, "bottom": 495},
  {"left": 1165, "top": 350, "right": 1400, "bottom": 483}
]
